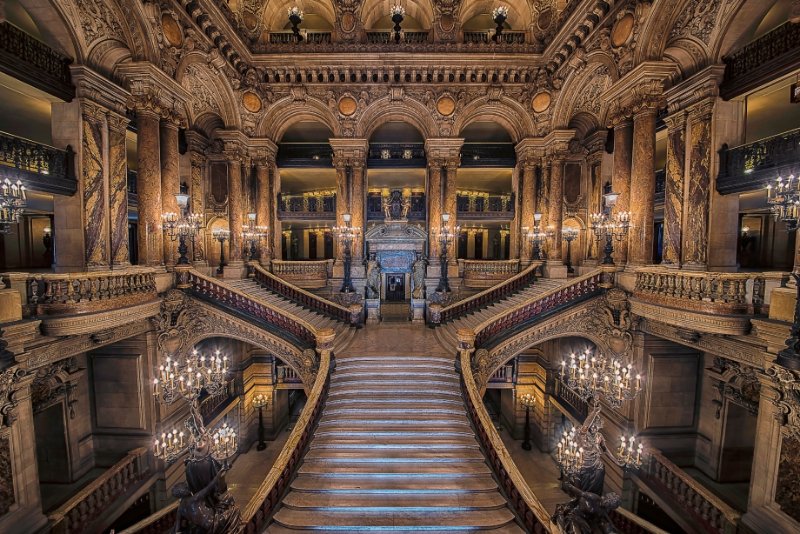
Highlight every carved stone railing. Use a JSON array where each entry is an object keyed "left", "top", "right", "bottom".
[
  {"left": 365, "top": 31, "right": 430, "bottom": 44},
  {"left": 553, "top": 378, "right": 589, "bottom": 422},
  {"left": 460, "top": 349, "right": 554, "bottom": 533},
  {"left": 242, "top": 350, "right": 330, "bottom": 532},
  {"left": 277, "top": 364, "right": 302, "bottom": 384},
  {"left": 0, "top": 21, "right": 74, "bottom": 101},
  {"left": 639, "top": 448, "right": 741, "bottom": 534},
  {"left": 609, "top": 508, "right": 670, "bottom": 534},
  {"left": 270, "top": 259, "right": 332, "bottom": 289},
  {"left": 3, "top": 268, "right": 158, "bottom": 317},
  {"left": 186, "top": 270, "right": 319, "bottom": 348},
  {"left": 253, "top": 263, "right": 361, "bottom": 326},
  {"left": 117, "top": 502, "right": 182, "bottom": 534},
  {"left": 0, "top": 130, "right": 76, "bottom": 195},
  {"left": 268, "top": 31, "right": 332, "bottom": 44},
  {"left": 633, "top": 268, "right": 763, "bottom": 315},
  {"left": 456, "top": 192, "right": 515, "bottom": 220},
  {"left": 277, "top": 192, "right": 336, "bottom": 219},
  {"left": 460, "top": 259, "right": 520, "bottom": 288},
  {"left": 717, "top": 127, "right": 800, "bottom": 195},
  {"left": 49, "top": 447, "right": 150, "bottom": 534},
  {"left": 487, "top": 362, "right": 515, "bottom": 385},
  {"left": 473, "top": 270, "right": 605, "bottom": 349},
  {"left": 433, "top": 262, "right": 542, "bottom": 325},
  {"left": 463, "top": 30, "right": 526, "bottom": 44}
]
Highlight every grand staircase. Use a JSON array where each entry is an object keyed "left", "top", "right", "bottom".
[
  {"left": 433, "top": 278, "right": 564, "bottom": 349},
  {"left": 267, "top": 351, "right": 525, "bottom": 532}
]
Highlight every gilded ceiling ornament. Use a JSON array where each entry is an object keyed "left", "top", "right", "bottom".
[
  {"left": 668, "top": 0, "right": 722, "bottom": 45},
  {"left": 161, "top": 13, "right": 184, "bottom": 47},
  {"left": 610, "top": 13, "right": 635, "bottom": 48}
]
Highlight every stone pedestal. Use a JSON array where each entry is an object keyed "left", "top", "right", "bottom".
[
  {"left": 543, "top": 261, "right": 568, "bottom": 279},
  {"left": 0, "top": 289, "right": 22, "bottom": 322},
  {"left": 769, "top": 287, "right": 796, "bottom": 323},
  {"left": 365, "top": 298, "right": 381, "bottom": 324},
  {"left": 411, "top": 298, "right": 426, "bottom": 323},
  {"left": 223, "top": 261, "right": 246, "bottom": 280}
]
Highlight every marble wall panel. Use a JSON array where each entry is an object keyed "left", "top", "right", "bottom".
[
  {"left": 662, "top": 121, "right": 686, "bottom": 265},
  {"left": 683, "top": 118, "right": 712, "bottom": 267},
  {"left": 82, "top": 114, "right": 108, "bottom": 268},
  {"left": 108, "top": 125, "right": 129, "bottom": 266}
]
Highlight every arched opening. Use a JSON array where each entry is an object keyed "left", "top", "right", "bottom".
[
  {"left": 256, "top": 0, "right": 336, "bottom": 44},
  {"left": 276, "top": 121, "right": 336, "bottom": 261},
  {"left": 361, "top": 0, "right": 434, "bottom": 35}
]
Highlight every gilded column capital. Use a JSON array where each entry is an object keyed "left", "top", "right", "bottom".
[
  {"left": 424, "top": 137, "right": 464, "bottom": 162},
  {"left": 330, "top": 138, "right": 368, "bottom": 166},
  {"left": 185, "top": 130, "right": 210, "bottom": 156},
  {"left": 106, "top": 110, "right": 130, "bottom": 134},
  {"left": 665, "top": 64, "right": 724, "bottom": 115},
  {"left": 248, "top": 138, "right": 279, "bottom": 167}
]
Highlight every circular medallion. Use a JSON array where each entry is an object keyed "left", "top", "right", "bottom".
[
  {"left": 242, "top": 91, "right": 262, "bottom": 113},
  {"left": 242, "top": 11, "right": 259, "bottom": 32},
  {"left": 531, "top": 92, "right": 552, "bottom": 113},
  {"left": 436, "top": 95, "right": 456, "bottom": 116},
  {"left": 338, "top": 96, "right": 358, "bottom": 116},
  {"left": 341, "top": 12, "right": 356, "bottom": 33},
  {"left": 536, "top": 7, "right": 553, "bottom": 31},
  {"left": 161, "top": 14, "right": 183, "bottom": 47},
  {"left": 611, "top": 13, "right": 635, "bottom": 47},
  {"left": 439, "top": 14, "right": 455, "bottom": 32}
]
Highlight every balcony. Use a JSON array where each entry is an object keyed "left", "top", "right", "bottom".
[
  {"left": 268, "top": 31, "right": 332, "bottom": 45},
  {"left": 461, "top": 143, "right": 516, "bottom": 167},
  {"left": 462, "top": 31, "right": 525, "bottom": 44},
  {"left": 278, "top": 192, "right": 336, "bottom": 220},
  {"left": 716, "top": 127, "right": 800, "bottom": 195},
  {"left": 456, "top": 192, "right": 514, "bottom": 220},
  {"left": 367, "top": 143, "right": 426, "bottom": 168},
  {"left": 276, "top": 143, "right": 333, "bottom": 168},
  {"left": 0, "top": 131, "right": 76, "bottom": 196},
  {"left": 366, "top": 192, "right": 426, "bottom": 221}
]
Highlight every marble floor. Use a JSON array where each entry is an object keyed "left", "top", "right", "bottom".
[
  {"left": 344, "top": 322, "right": 453, "bottom": 357},
  {"left": 226, "top": 429, "right": 291, "bottom": 505}
]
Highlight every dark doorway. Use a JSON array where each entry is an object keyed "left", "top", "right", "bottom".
[
  {"left": 34, "top": 403, "right": 70, "bottom": 483},
  {"left": 458, "top": 232, "right": 467, "bottom": 259},
  {"left": 474, "top": 232, "right": 484, "bottom": 260},
  {"left": 324, "top": 231, "right": 334, "bottom": 259},
  {"left": 386, "top": 274, "right": 405, "bottom": 301},
  {"left": 308, "top": 232, "right": 318, "bottom": 260}
]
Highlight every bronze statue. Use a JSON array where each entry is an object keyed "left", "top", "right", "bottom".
[
  {"left": 411, "top": 253, "right": 426, "bottom": 299},
  {"left": 553, "top": 479, "right": 621, "bottom": 534},
  {"left": 365, "top": 253, "right": 381, "bottom": 299},
  {"left": 172, "top": 464, "right": 242, "bottom": 534}
]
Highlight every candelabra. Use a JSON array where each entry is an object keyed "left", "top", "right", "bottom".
[
  {"left": 213, "top": 228, "right": 230, "bottom": 276},
  {"left": 524, "top": 212, "right": 547, "bottom": 261},
  {"left": 242, "top": 212, "right": 269, "bottom": 262},
  {"left": 333, "top": 213, "right": 360, "bottom": 293},
  {"left": 590, "top": 191, "right": 630, "bottom": 265},
  {"left": 162, "top": 188, "right": 203, "bottom": 265},
  {"left": 562, "top": 227, "right": 579, "bottom": 274},
  {"left": 492, "top": 6, "right": 508, "bottom": 42},
  {"left": 211, "top": 421, "right": 238, "bottom": 468},
  {"left": 520, "top": 392, "right": 535, "bottom": 451},
  {"left": 288, "top": 6, "right": 304, "bottom": 41},
  {"left": 253, "top": 393, "right": 269, "bottom": 451},
  {"left": 0, "top": 178, "right": 26, "bottom": 234},
  {"left": 767, "top": 174, "right": 800, "bottom": 231},
  {"left": 390, "top": 4, "right": 405, "bottom": 43},
  {"left": 435, "top": 213, "right": 460, "bottom": 293},
  {"left": 560, "top": 348, "right": 641, "bottom": 409}
]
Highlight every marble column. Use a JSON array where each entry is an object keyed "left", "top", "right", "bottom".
[
  {"left": 271, "top": 162, "right": 282, "bottom": 261},
  {"left": 350, "top": 161, "right": 366, "bottom": 260},
  {"left": 135, "top": 109, "right": 162, "bottom": 266},
  {"left": 107, "top": 112, "right": 129, "bottom": 267},
  {"left": 189, "top": 151, "right": 206, "bottom": 264},
  {"left": 427, "top": 161, "right": 443, "bottom": 259},
  {"left": 255, "top": 159, "right": 271, "bottom": 263},
  {"left": 662, "top": 113, "right": 687, "bottom": 267},
  {"left": 509, "top": 164, "right": 520, "bottom": 260},
  {"left": 628, "top": 107, "right": 658, "bottom": 266},
  {"left": 538, "top": 162, "right": 550, "bottom": 229},
  {"left": 160, "top": 120, "right": 180, "bottom": 267},
  {"left": 585, "top": 153, "right": 604, "bottom": 262},
  {"left": 519, "top": 162, "right": 537, "bottom": 260},
  {"left": 227, "top": 153, "right": 244, "bottom": 264},
  {"left": 547, "top": 156, "right": 565, "bottom": 261},
  {"left": 612, "top": 119, "right": 633, "bottom": 264},
  {"left": 682, "top": 102, "right": 714, "bottom": 270},
  {"left": 443, "top": 161, "right": 459, "bottom": 261},
  {"left": 333, "top": 159, "right": 349, "bottom": 261},
  {"left": 81, "top": 102, "right": 109, "bottom": 270}
]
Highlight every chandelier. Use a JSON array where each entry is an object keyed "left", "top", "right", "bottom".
[
  {"left": 162, "top": 189, "right": 203, "bottom": 265},
  {"left": 242, "top": 212, "right": 269, "bottom": 262},
  {"left": 590, "top": 191, "right": 630, "bottom": 265},
  {"left": 211, "top": 421, "right": 238, "bottom": 467},
  {"left": 0, "top": 178, "right": 26, "bottom": 234},
  {"left": 560, "top": 348, "right": 641, "bottom": 409},
  {"left": 154, "top": 427, "right": 187, "bottom": 464},
  {"left": 767, "top": 174, "right": 800, "bottom": 230}
]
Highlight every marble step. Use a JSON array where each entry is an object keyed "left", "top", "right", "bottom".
[
  {"left": 333, "top": 367, "right": 457, "bottom": 377},
  {"left": 327, "top": 386, "right": 462, "bottom": 397},
  {"left": 303, "top": 448, "right": 486, "bottom": 462},
  {"left": 334, "top": 360, "right": 455, "bottom": 370},
  {"left": 331, "top": 376, "right": 460, "bottom": 388},
  {"left": 266, "top": 524, "right": 524, "bottom": 534},
  {"left": 272, "top": 507, "right": 517, "bottom": 531},
  {"left": 309, "top": 436, "right": 480, "bottom": 450},
  {"left": 297, "top": 461, "right": 492, "bottom": 476},
  {"left": 280, "top": 491, "right": 507, "bottom": 511},
  {"left": 289, "top": 474, "right": 499, "bottom": 493},
  {"left": 335, "top": 355, "right": 455, "bottom": 366},
  {"left": 324, "top": 396, "right": 465, "bottom": 407},
  {"left": 323, "top": 406, "right": 466, "bottom": 416},
  {"left": 313, "top": 428, "right": 475, "bottom": 438},
  {"left": 318, "top": 416, "right": 470, "bottom": 427}
]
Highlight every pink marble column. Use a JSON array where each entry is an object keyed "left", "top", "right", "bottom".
[
  {"left": 612, "top": 120, "right": 633, "bottom": 264},
  {"left": 443, "top": 160, "right": 459, "bottom": 260},
  {"left": 227, "top": 154, "right": 244, "bottom": 263},
  {"left": 271, "top": 162, "right": 282, "bottom": 260},
  {"left": 547, "top": 156, "right": 565, "bottom": 261},
  {"left": 255, "top": 159, "right": 271, "bottom": 262},
  {"left": 160, "top": 121, "right": 180, "bottom": 266},
  {"left": 682, "top": 103, "right": 714, "bottom": 270},
  {"left": 135, "top": 109, "right": 162, "bottom": 266},
  {"left": 427, "top": 161, "right": 443, "bottom": 258},
  {"left": 350, "top": 161, "right": 366, "bottom": 261},
  {"left": 107, "top": 112, "right": 129, "bottom": 267},
  {"left": 628, "top": 108, "right": 658, "bottom": 266},
  {"left": 189, "top": 151, "right": 206, "bottom": 263},
  {"left": 333, "top": 159, "right": 349, "bottom": 261},
  {"left": 519, "top": 162, "right": 537, "bottom": 260},
  {"left": 662, "top": 113, "right": 687, "bottom": 267},
  {"left": 81, "top": 103, "right": 109, "bottom": 270}
]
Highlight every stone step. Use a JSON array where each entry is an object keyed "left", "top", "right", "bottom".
[
  {"left": 297, "top": 461, "right": 492, "bottom": 476},
  {"left": 272, "top": 507, "right": 517, "bottom": 531},
  {"left": 323, "top": 406, "right": 465, "bottom": 416},
  {"left": 324, "top": 396, "right": 464, "bottom": 407},
  {"left": 266, "top": 524, "right": 524, "bottom": 534},
  {"left": 327, "top": 386, "right": 462, "bottom": 397},
  {"left": 331, "top": 376, "right": 460, "bottom": 388},
  {"left": 280, "top": 491, "right": 508, "bottom": 511},
  {"left": 335, "top": 355, "right": 455, "bottom": 366},
  {"left": 309, "top": 437, "right": 480, "bottom": 450},
  {"left": 318, "top": 416, "right": 470, "bottom": 426},
  {"left": 313, "top": 428, "right": 475, "bottom": 438},
  {"left": 289, "top": 474, "right": 499, "bottom": 493},
  {"left": 303, "top": 448, "right": 485, "bottom": 462},
  {"left": 334, "top": 361, "right": 455, "bottom": 371},
  {"left": 333, "top": 368, "right": 457, "bottom": 378}
]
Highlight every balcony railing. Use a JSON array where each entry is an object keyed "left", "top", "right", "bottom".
[
  {"left": 460, "top": 259, "right": 519, "bottom": 288},
  {"left": 0, "top": 21, "right": 74, "bottom": 101},
  {"left": 553, "top": 378, "right": 589, "bottom": 422},
  {"left": 487, "top": 362, "right": 515, "bottom": 385},
  {"left": 0, "top": 130, "right": 76, "bottom": 195},
  {"left": 463, "top": 31, "right": 526, "bottom": 44},
  {"left": 367, "top": 143, "right": 426, "bottom": 167},
  {"left": 278, "top": 192, "right": 336, "bottom": 219},
  {"left": 48, "top": 448, "right": 150, "bottom": 534},
  {"left": 268, "top": 31, "right": 332, "bottom": 45},
  {"left": 270, "top": 259, "right": 332, "bottom": 289},
  {"left": 717, "top": 127, "right": 800, "bottom": 195},
  {"left": 366, "top": 192, "right": 426, "bottom": 221},
  {"left": 456, "top": 193, "right": 514, "bottom": 219},
  {"left": 461, "top": 143, "right": 517, "bottom": 167},
  {"left": 365, "top": 31, "right": 430, "bottom": 44},
  {"left": 277, "top": 364, "right": 302, "bottom": 384}
]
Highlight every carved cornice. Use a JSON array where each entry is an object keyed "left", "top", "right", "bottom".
[
  {"left": 603, "top": 61, "right": 679, "bottom": 125},
  {"left": 119, "top": 62, "right": 190, "bottom": 122},
  {"left": 329, "top": 138, "right": 369, "bottom": 166},
  {"left": 248, "top": 138, "right": 279, "bottom": 165},
  {"left": 630, "top": 298, "right": 752, "bottom": 336},
  {"left": 424, "top": 138, "right": 463, "bottom": 164},
  {"left": 665, "top": 64, "right": 725, "bottom": 115},
  {"left": 39, "top": 300, "right": 161, "bottom": 338},
  {"left": 216, "top": 130, "right": 250, "bottom": 161},
  {"left": 765, "top": 363, "right": 800, "bottom": 439},
  {"left": 71, "top": 66, "right": 130, "bottom": 117}
]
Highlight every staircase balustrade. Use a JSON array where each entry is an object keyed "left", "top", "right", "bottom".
[
  {"left": 3, "top": 268, "right": 158, "bottom": 316},
  {"left": 488, "top": 363, "right": 515, "bottom": 384},
  {"left": 49, "top": 448, "right": 150, "bottom": 534},
  {"left": 609, "top": 508, "right": 670, "bottom": 534},
  {"left": 186, "top": 270, "right": 318, "bottom": 347},
  {"left": 434, "top": 261, "right": 543, "bottom": 325},
  {"left": 270, "top": 259, "right": 332, "bottom": 289},
  {"left": 639, "top": 448, "right": 741, "bottom": 534},
  {"left": 460, "top": 259, "right": 520, "bottom": 288},
  {"left": 252, "top": 263, "right": 361, "bottom": 325},
  {"left": 473, "top": 271, "right": 606, "bottom": 348},
  {"left": 277, "top": 364, "right": 302, "bottom": 384},
  {"left": 553, "top": 378, "right": 589, "bottom": 422}
]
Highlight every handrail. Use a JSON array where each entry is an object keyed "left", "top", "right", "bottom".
[
  {"left": 252, "top": 263, "right": 360, "bottom": 325},
  {"left": 49, "top": 447, "right": 149, "bottom": 534},
  {"left": 609, "top": 507, "right": 671, "bottom": 534},
  {"left": 460, "top": 349, "right": 554, "bottom": 533},
  {"left": 186, "top": 269, "right": 318, "bottom": 347},
  {"left": 242, "top": 350, "right": 330, "bottom": 531},
  {"left": 270, "top": 259, "right": 332, "bottom": 285},
  {"left": 434, "top": 261, "right": 543, "bottom": 324},
  {"left": 117, "top": 502, "right": 180, "bottom": 534},
  {"left": 472, "top": 269, "right": 606, "bottom": 348},
  {"left": 640, "top": 448, "right": 741, "bottom": 534}
]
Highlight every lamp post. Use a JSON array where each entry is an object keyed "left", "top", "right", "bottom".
[
  {"left": 562, "top": 227, "right": 579, "bottom": 274},
  {"left": 520, "top": 392, "right": 535, "bottom": 451},
  {"left": 435, "top": 213, "right": 460, "bottom": 293},
  {"left": 491, "top": 6, "right": 509, "bottom": 42},
  {"left": 0, "top": 178, "right": 26, "bottom": 234},
  {"left": 253, "top": 393, "right": 269, "bottom": 451},
  {"left": 590, "top": 191, "right": 630, "bottom": 265},
  {"left": 42, "top": 225, "right": 53, "bottom": 264},
  {"left": 390, "top": 4, "right": 405, "bottom": 43},
  {"left": 213, "top": 229, "right": 230, "bottom": 276},
  {"left": 242, "top": 212, "right": 269, "bottom": 277},
  {"left": 333, "top": 213, "right": 359, "bottom": 293},
  {"left": 524, "top": 212, "right": 547, "bottom": 261},
  {"left": 162, "top": 187, "right": 203, "bottom": 265}
]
